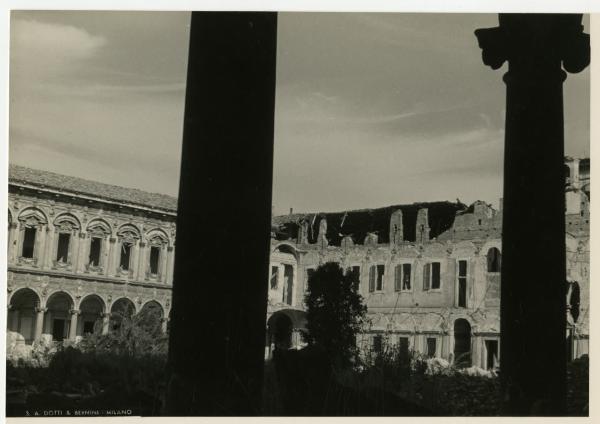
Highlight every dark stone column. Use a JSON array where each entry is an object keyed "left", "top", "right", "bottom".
[
  {"left": 475, "top": 15, "right": 589, "bottom": 415},
  {"left": 166, "top": 12, "right": 277, "bottom": 415}
]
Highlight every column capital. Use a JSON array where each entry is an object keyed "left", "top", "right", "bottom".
[
  {"left": 69, "top": 309, "right": 81, "bottom": 315},
  {"left": 101, "top": 312, "right": 112, "bottom": 318},
  {"left": 35, "top": 306, "right": 48, "bottom": 313},
  {"left": 475, "top": 14, "right": 590, "bottom": 75},
  {"left": 167, "top": 245, "right": 174, "bottom": 252},
  {"left": 109, "top": 237, "right": 117, "bottom": 243}
]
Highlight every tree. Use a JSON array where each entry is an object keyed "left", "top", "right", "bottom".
[{"left": 303, "top": 262, "right": 367, "bottom": 368}]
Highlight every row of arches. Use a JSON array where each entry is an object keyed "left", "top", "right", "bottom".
[
  {"left": 265, "top": 309, "right": 482, "bottom": 369},
  {"left": 7, "top": 288, "right": 168, "bottom": 345}
]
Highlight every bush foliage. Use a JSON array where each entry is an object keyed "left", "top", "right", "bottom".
[
  {"left": 78, "top": 304, "right": 168, "bottom": 356},
  {"left": 6, "top": 306, "right": 169, "bottom": 416}
]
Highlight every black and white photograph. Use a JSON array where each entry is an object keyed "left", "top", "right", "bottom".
[{"left": 3, "top": 4, "right": 593, "bottom": 418}]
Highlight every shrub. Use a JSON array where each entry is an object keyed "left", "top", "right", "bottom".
[
  {"left": 567, "top": 354, "right": 589, "bottom": 416},
  {"left": 78, "top": 305, "right": 168, "bottom": 356},
  {"left": 355, "top": 343, "right": 500, "bottom": 415}
]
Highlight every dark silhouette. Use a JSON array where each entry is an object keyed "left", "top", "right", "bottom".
[
  {"left": 165, "top": 12, "right": 278, "bottom": 415},
  {"left": 475, "top": 14, "right": 589, "bottom": 415},
  {"left": 271, "top": 345, "right": 432, "bottom": 416}
]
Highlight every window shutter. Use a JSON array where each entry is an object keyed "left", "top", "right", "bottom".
[
  {"left": 423, "top": 263, "right": 430, "bottom": 290},
  {"left": 369, "top": 265, "right": 375, "bottom": 292},
  {"left": 394, "top": 265, "right": 402, "bottom": 291},
  {"left": 270, "top": 266, "right": 278, "bottom": 289}
]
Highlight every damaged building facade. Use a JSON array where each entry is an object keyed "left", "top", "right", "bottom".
[
  {"left": 6, "top": 165, "right": 176, "bottom": 357},
  {"left": 267, "top": 157, "right": 590, "bottom": 369},
  {"left": 6, "top": 159, "right": 589, "bottom": 367}
]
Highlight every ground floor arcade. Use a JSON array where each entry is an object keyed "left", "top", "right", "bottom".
[{"left": 6, "top": 272, "right": 171, "bottom": 357}]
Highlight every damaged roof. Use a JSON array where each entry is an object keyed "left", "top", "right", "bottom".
[
  {"left": 272, "top": 201, "right": 467, "bottom": 245},
  {"left": 9, "top": 164, "right": 178, "bottom": 212}
]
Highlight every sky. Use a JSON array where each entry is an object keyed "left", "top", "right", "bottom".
[
  {"left": 9, "top": 11, "right": 191, "bottom": 196},
  {"left": 9, "top": 12, "right": 590, "bottom": 216}
]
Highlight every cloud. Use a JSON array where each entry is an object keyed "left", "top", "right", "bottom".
[
  {"left": 10, "top": 19, "right": 107, "bottom": 98},
  {"left": 12, "top": 19, "right": 106, "bottom": 60}
]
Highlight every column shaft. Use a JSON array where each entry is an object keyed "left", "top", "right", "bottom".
[
  {"left": 106, "top": 238, "right": 116, "bottom": 277},
  {"left": 35, "top": 225, "right": 47, "bottom": 267},
  {"left": 160, "top": 245, "right": 169, "bottom": 283},
  {"left": 166, "top": 246, "right": 175, "bottom": 284},
  {"left": 78, "top": 233, "right": 89, "bottom": 272},
  {"left": 102, "top": 313, "right": 110, "bottom": 335},
  {"left": 500, "top": 70, "right": 567, "bottom": 414},
  {"left": 69, "top": 310, "right": 79, "bottom": 340},
  {"left": 166, "top": 12, "right": 277, "bottom": 415},
  {"left": 71, "top": 231, "right": 80, "bottom": 271},
  {"left": 34, "top": 308, "right": 46, "bottom": 342},
  {"left": 7, "top": 223, "right": 18, "bottom": 263},
  {"left": 137, "top": 242, "right": 146, "bottom": 280},
  {"left": 475, "top": 14, "right": 589, "bottom": 415}
]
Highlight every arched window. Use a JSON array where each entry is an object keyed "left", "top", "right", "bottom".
[
  {"left": 487, "top": 247, "right": 502, "bottom": 273},
  {"left": 53, "top": 214, "right": 80, "bottom": 268},
  {"left": 116, "top": 225, "right": 140, "bottom": 276},
  {"left": 17, "top": 208, "right": 48, "bottom": 263},
  {"left": 86, "top": 220, "right": 111, "bottom": 272},
  {"left": 146, "top": 232, "right": 168, "bottom": 279}
]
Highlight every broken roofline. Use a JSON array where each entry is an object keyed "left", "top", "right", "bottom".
[{"left": 272, "top": 200, "right": 491, "bottom": 246}]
